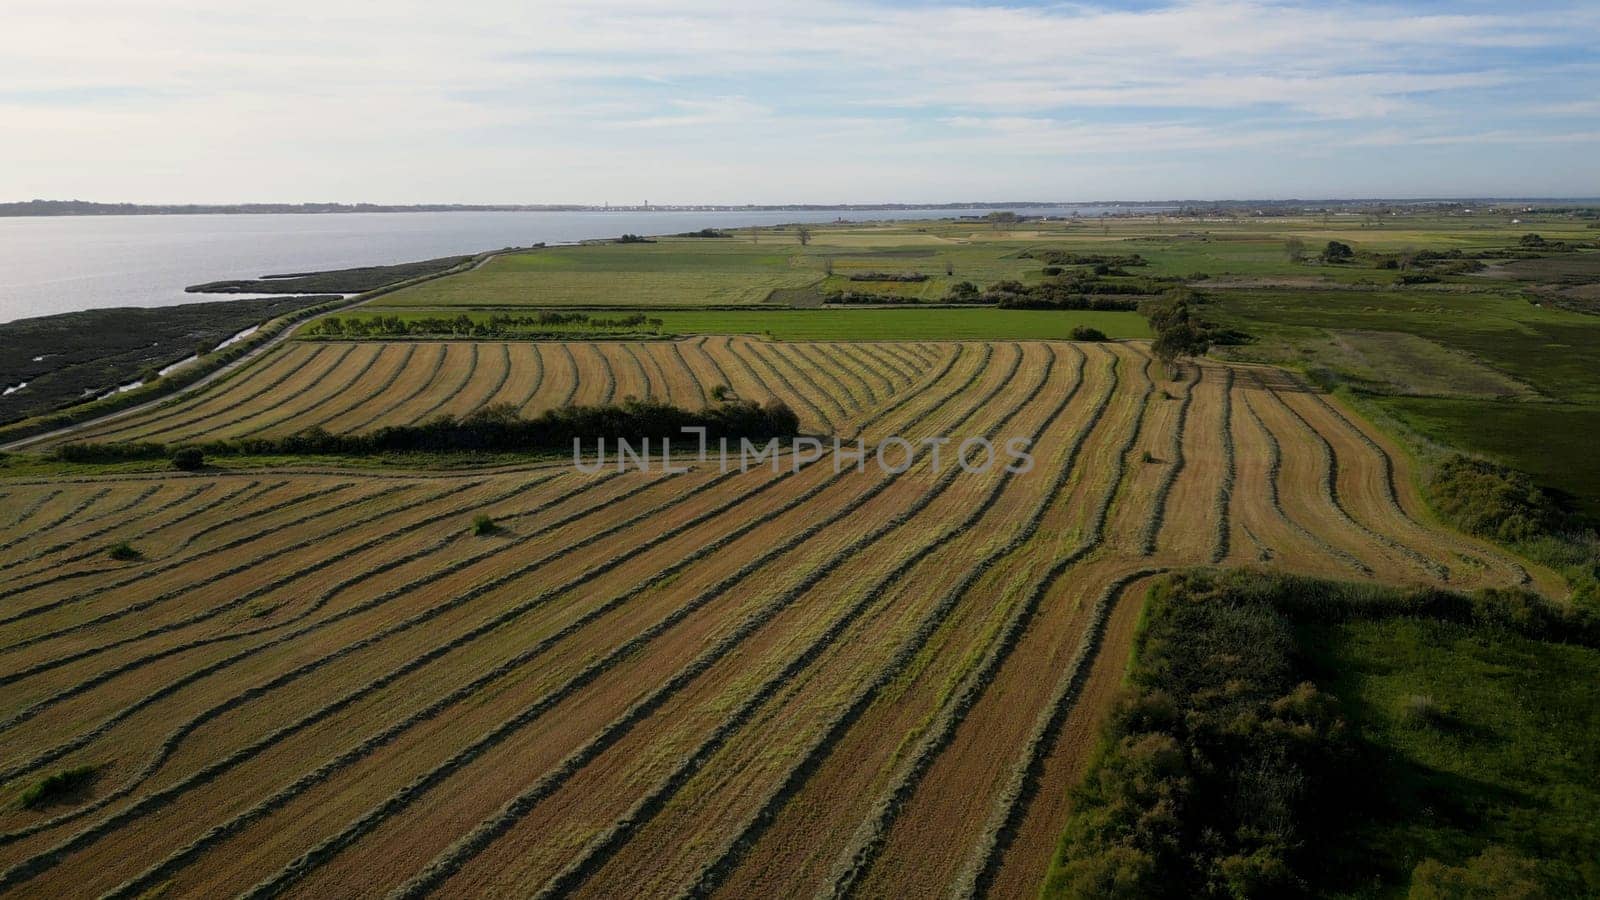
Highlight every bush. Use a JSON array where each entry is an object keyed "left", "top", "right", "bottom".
[
  {"left": 1322, "top": 240, "right": 1355, "bottom": 263},
  {"left": 1042, "top": 265, "right": 1064, "bottom": 276},
  {"left": 18, "top": 766, "right": 98, "bottom": 810},
  {"left": 471, "top": 513, "right": 497, "bottom": 536},
  {"left": 171, "top": 447, "right": 205, "bottom": 471},
  {"left": 1409, "top": 846, "right": 1544, "bottom": 899},
  {"left": 107, "top": 541, "right": 142, "bottom": 561},
  {"left": 1429, "top": 455, "right": 1561, "bottom": 543},
  {"left": 1069, "top": 325, "right": 1108, "bottom": 342}
]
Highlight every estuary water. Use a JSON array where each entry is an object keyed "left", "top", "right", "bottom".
[{"left": 0, "top": 206, "right": 1139, "bottom": 324}]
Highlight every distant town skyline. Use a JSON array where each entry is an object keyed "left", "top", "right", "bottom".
[{"left": 4, "top": 0, "right": 1598, "bottom": 204}]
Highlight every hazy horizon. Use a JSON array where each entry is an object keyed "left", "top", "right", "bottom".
[{"left": 5, "top": 0, "right": 1598, "bottom": 204}]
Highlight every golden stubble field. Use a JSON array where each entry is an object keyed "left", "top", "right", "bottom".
[{"left": 0, "top": 338, "right": 1548, "bottom": 898}]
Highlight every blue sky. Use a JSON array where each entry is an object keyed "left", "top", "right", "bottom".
[{"left": 2, "top": 0, "right": 1596, "bottom": 203}]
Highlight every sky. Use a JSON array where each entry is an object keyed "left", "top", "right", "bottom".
[{"left": 2, "top": 0, "right": 1597, "bottom": 204}]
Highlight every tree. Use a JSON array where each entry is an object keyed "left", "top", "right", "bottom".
[
  {"left": 796, "top": 225, "right": 812, "bottom": 246},
  {"left": 823, "top": 257, "right": 834, "bottom": 276},
  {"left": 1321, "top": 240, "right": 1354, "bottom": 263},
  {"left": 1141, "top": 290, "right": 1212, "bottom": 377},
  {"left": 171, "top": 447, "right": 205, "bottom": 471},
  {"left": 1284, "top": 237, "right": 1306, "bottom": 262}
]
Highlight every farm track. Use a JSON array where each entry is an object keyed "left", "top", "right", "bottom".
[{"left": 0, "top": 339, "right": 1541, "bottom": 898}]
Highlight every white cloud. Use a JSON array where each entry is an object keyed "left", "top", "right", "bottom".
[{"left": 0, "top": 0, "right": 1594, "bottom": 201}]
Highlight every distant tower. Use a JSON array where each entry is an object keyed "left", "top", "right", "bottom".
[{"left": 644, "top": 200, "right": 650, "bottom": 210}]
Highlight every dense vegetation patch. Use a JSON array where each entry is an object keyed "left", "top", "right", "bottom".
[
  {"left": 0, "top": 295, "right": 340, "bottom": 425},
  {"left": 1427, "top": 452, "right": 1599, "bottom": 606},
  {"left": 53, "top": 398, "right": 801, "bottom": 460},
  {"left": 17, "top": 766, "right": 98, "bottom": 810},
  {"left": 1046, "top": 569, "right": 1600, "bottom": 898},
  {"left": 186, "top": 255, "right": 473, "bottom": 294}
]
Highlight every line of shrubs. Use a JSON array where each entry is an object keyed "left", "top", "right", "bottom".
[
  {"left": 845, "top": 272, "right": 929, "bottom": 282},
  {"left": 52, "top": 398, "right": 801, "bottom": 462},
  {"left": 305, "top": 312, "right": 664, "bottom": 338}
]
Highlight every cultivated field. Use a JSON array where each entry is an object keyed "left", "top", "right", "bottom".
[
  {"left": 0, "top": 338, "right": 1546, "bottom": 898},
  {"left": 33, "top": 338, "right": 958, "bottom": 445}
]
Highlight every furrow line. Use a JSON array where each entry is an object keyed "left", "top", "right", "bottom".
[
  {"left": 948, "top": 568, "right": 1167, "bottom": 900},
  {"left": 800, "top": 349, "right": 1126, "bottom": 900},
  {"left": 346, "top": 344, "right": 446, "bottom": 432},
  {"left": 308, "top": 344, "right": 416, "bottom": 431},
  {"left": 0, "top": 487, "right": 113, "bottom": 553},
  {"left": 235, "top": 344, "right": 379, "bottom": 438},
  {"left": 143, "top": 346, "right": 340, "bottom": 444},
  {"left": 557, "top": 344, "right": 580, "bottom": 407},
  {"left": 1211, "top": 367, "right": 1236, "bottom": 564},
  {"left": 1238, "top": 391, "right": 1372, "bottom": 576},
  {"left": 406, "top": 344, "right": 479, "bottom": 425},
  {"left": 1137, "top": 364, "right": 1202, "bottom": 555},
  {"left": 1254, "top": 372, "right": 1446, "bottom": 580},
  {"left": 0, "top": 482, "right": 369, "bottom": 637}
]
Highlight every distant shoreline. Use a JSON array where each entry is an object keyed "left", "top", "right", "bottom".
[{"left": 4, "top": 198, "right": 1596, "bottom": 218}]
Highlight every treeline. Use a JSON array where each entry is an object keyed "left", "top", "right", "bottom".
[
  {"left": 845, "top": 272, "right": 929, "bottom": 282},
  {"left": 305, "top": 312, "right": 664, "bottom": 338},
  {"left": 1019, "top": 250, "right": 1149, "bottom": 268},
  {"left": 1046, "top": 569, "right": 1600, "bottom": 898},
  {"left": 53, "top": 398, "right": 800, "bottom": 461},
  {"left": 673, "top": 228, "right": 730, "bottom": 238}
]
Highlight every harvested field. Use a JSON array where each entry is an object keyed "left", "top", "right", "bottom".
[
  {"left": 0, "top": 340, "right": 1549, "bottom": 899},
  {"left": 37, "top": 338, "right": 955, "bottom": 447}
]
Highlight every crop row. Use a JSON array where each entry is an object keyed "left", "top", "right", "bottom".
[
  {"left": 0, "top": 470, "right": 729, "bottom": 875},
  {"left": 1137, "top": 363, "right": 1202, "bottom": 556},
  {"left": 1237, "top": 391, "right": 1372, "bottom": 576},
  {"left": 1211, "top": 367, "right": 1236, "bottom": 564},
  {"left": 405, "top": 344, "right": 481, "bottom": 426},
  {"left": 666, "top": 341, "right": 705, "bottom": 406},
  {"left": 685, "top": 348, "right": 1101, "bottom": 897},
  {"left": 0, "top": 487, "right": 111, "bottom": 555},
  {"left": 58, "top": 349, "right": 305, "bottom": 445},
  {"left": 0, "top": 480, "right": 501, "bottom": 740},
  {"left": 116, "top": 344, "right": 335, "bottom": 443},
  {"left": 0, "top": 480, "right": 373, "bottom": 640},
  {"left": 346, "top": 345, "right": 447, "bottom": 432},
  {"left": 0, "top": 483, "right": 212, "bottom": 577},
  {"left": 1, "top": 488, "right": 63, "bottom": 532},
  {"left": 184, "top": 345, "right": 355, "bottom": 441},
  {"left": 617, "top": 343, "right": 655, "bottom": 403},
  {"left": 1, "top": 480, "right": 287, "bottom": 593},
  {"left": 555, "top": 343, "right": 581, "bottom": 407},
  {"left": 233, "top": 344, "right": 380, "bottom": 438},
  {"left": 946, "top": 567, "right": 1167, "bottom": 899},
  {"left": 1253, "top": 373, "right": 1446, "bottom": 580},
  {"left": 309, "top": 344, "right": 417, "bottom": 431},
  {"left": 512, "top": 343, "right": 546, "bottom": 411}
]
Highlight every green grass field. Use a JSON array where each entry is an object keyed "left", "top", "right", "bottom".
[{"left": 1302, "top": 616, "right": 1600, "bottom": 895}]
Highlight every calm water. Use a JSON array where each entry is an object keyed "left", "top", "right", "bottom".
[{"left": 0, "top": 206, "right": 1140, "bottom": 324}]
